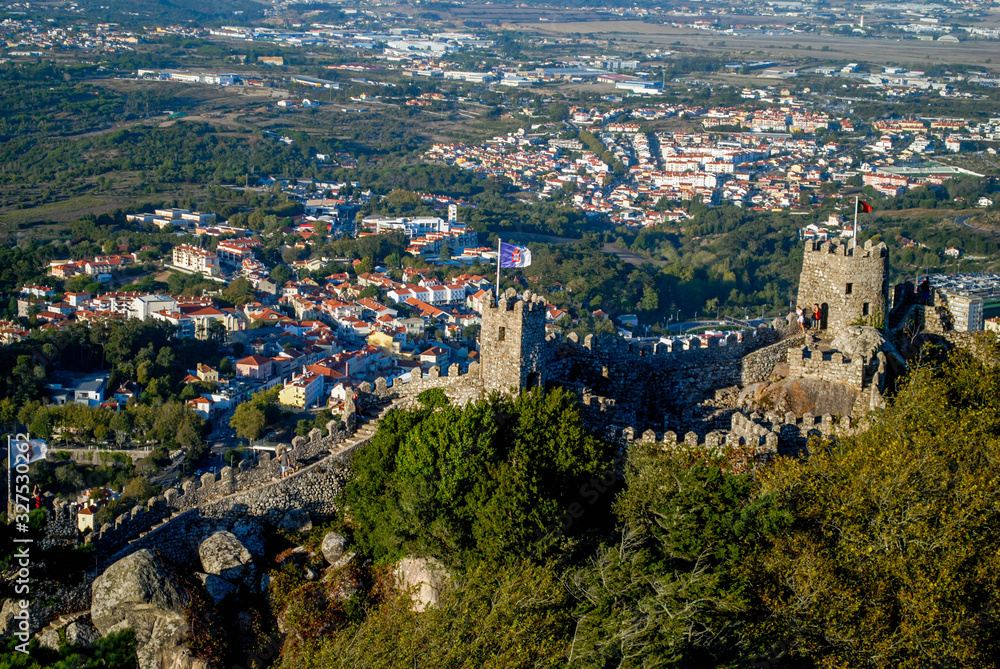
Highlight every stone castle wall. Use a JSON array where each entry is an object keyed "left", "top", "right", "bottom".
[
  {"left": 110, "top": 444, "right": 359, "bottom": 568},
  {"left": 797, "top": 239, "right": 889, "bottom": 332},
  {"left": 741, "top": 334, "right": 806, "bottom": 385},
  {"left": 788, "top": 348, "right": 867, "bottom": 388},
  {"left": 543, "top": 325, "right": 782, "bottom": 433}
]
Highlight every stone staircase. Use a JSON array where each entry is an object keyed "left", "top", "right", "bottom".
[{"left": 35, "top": 609, "right": 91, "bottom": 645}]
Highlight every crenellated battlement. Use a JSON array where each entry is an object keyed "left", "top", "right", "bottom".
[
  {"left": 806, "top": 238, "right": 889, "bottom": 259},
  {"left": 789, "top": 347, "right": 866, "bottom": 388},
  {"left": 606, "top": 407, "right": 849, "bottom": 473},
  {"left": 488, "top": 287, "right": 548, "bottom": 314}
]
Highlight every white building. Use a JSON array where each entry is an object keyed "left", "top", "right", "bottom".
[
  {"left": 130, "top": 295, "right": 177, "bottom": 320},
  {"left": 172, "top": 244, "right": 220, "bottom": 276}
]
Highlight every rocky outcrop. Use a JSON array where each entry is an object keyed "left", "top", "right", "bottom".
[
  {"left": 738, "top": 378, "right": 859, "bottom": 418},
  {"left": 393, "top": 557, "right": 449, "bottom": 613},
  {"left": 321, "top": 532, "right": 348, "bottom": 565},
  {"left": 830, "top": 326, "right": 888, "bottom": 362},
  {"left": 90, "top": 549, "right": 196, "bottom": 669},
  {"left": 231, "top": 518, "right": 266, "bottom": 557},
  {"left": 64, "top": 618, "right": 102, "bottom": 647},
  {"left": 0, "top": 600, "right": 18, "bottom": 639},
  {"left": 199, "top": 531, "right": 253, "bottom": 582},
  {"left": 39, "top": 616, "right": 100, "bottom": 651},
  {"left": 195, "top": 573, "right": 238, "bottom": 605}
]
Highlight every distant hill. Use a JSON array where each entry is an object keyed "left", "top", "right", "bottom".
[{"left": 72, "top": 0, "right": 268, "bottom": 24}]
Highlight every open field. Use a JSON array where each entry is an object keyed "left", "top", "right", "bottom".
[
  {"left": 517, "top": 20, "right": 1000, "bottom": 70},
  {"left": 0, "top": 195, "right": 119, "bottom": 227}
]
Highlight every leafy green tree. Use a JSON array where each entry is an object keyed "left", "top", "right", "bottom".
[
  {"left": 222, "top": 277, "right": 255, "bottom": 307},
  {"left": 110, "top": 410, "right": 133, "bottom": 445},
  {"left": 270, "top": 263, "right": 293, "bottom": 286},
  {"left": 566, "top": 442, "right": 784, "bottom": 666},
  {"left": 639, "top": 285, "right": 659, "bottom": 312},
  {"left": 341, "top": 388, "right": 616, "bottom": 568},
  {"left": 279, "top": 560, "right": 573, "bottom": 669},
  {"left": 218, "top": 357, "right": 235, "bottom": 375},
  {"left": 230, "top": 402, "right": 266, "bottom": 442}
]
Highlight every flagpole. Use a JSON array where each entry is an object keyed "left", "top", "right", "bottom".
[
  {"left": 6, "top": 435, "right": 11, "bottom": 521},
  {"left": 495, "top": 237, "right": 502, "bottom": 306},
  {"left": 853, "top": 196, "right": 859, "bottom": 247}
]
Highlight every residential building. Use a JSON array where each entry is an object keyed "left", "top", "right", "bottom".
[
  {"left": 150, "top": 310, "right": 195, "bottom": 338},
  {"left": 130, "top": 295, "right": 178, "bottom": 320},
  {"left": 48, "top": 373, "right": 108, "bottom": 407},
  {"left": 172, "top": 244, "right": 220, "bottom": 277},
  {"left": 187, "top": 395, "right": 213, "bottom": 419},
  {"left": 235, "top": 355, "right": 274, "bottom": 379},
  {"left": 278, "top": 371, "right": 323, "bottom": 408}
]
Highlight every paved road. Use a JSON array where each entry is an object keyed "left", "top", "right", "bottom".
[
  {"left": 955, "top": 215, "right": 999, "bottom": 235},
  {"left": 602, "top": 242, "right": 667, "bottom": 267}
]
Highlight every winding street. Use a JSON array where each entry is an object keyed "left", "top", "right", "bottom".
[{"left": 955, "top": 214, "right": 1000, "bottom": 236}]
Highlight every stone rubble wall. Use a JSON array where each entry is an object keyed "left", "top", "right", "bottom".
[
  {"left": 613, "top": 407, "right": 850, "bottom": 475},
  {"left": 788, "top": 347, "right": 867, "bottom": 388},
  {"left": 80, "top": 414, "right": 370, "bottom": 562},
  {"left": 110, "top": 444, "right": 360, "bottom": 569},
  {"left": 741, "top": 335, "right": 806, "bottom": 385},
  {"left": 542, "top": 325, "right": 783, "bottom": 432}
]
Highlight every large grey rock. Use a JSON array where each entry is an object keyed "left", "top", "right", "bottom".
[
  {"left": 330, "top": 552, "right": 356, "bottom": 571},
  {"left": 829, "top": 325, "right": 888, "bottom": 362},
  {"left": 0, "top": 598, "right": 42, "bottom": 639},
  {"left": 90, "top": 549, "right": 191, "bottom": 669},
  {"left": 64, "top": 619, "right": 101, "bottom": 648},
  {"left": 231, "top": 517, "right": 266, "bottom": 557},
  {"left": 738, "top": 378, "right": 859, "bottom": 418},
  {"left": 0, "top": 600, "right": 17, "bottom": 639},
  {"left": 321, "top": 531, "right": 348, "bottom": 565},
  {"left": 278, "top": 508, "right": 312, "bottom": 534},
  {"left": 195, "top": 573, "right": 237, "bottom": 605},
  {"left": 393, "top": 557, "right": 449, "bottom": 613},
  {"left": 199, "top": 530, "right": 253, "bottom": 582},
  {"left": 38, "top": 627, "right": 61, "bottom": 651},
  {"left": 39, "top": 618, "right": 100, "bottom": 650}
]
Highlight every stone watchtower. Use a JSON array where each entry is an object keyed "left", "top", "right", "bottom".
[
  {"left": 480, "top": 289, "right": 547, "bottom": 393},
  {"left": 797, "top": 239, "right": 890, "bottom": 332}
]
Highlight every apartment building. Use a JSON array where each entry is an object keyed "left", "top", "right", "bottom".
[
  {"left": 172, "top": 244, "right": 220, "bottom": 277},
  {"left": 278, "top": 371, "right": 324, "bottom": 408}
]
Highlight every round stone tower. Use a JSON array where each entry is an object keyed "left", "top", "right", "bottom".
[{"left": 796, "top": 238, "right": 890, "bottom": 332}]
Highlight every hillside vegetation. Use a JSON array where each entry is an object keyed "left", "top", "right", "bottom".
[{"left": 268, "top": 337, "right": 1000, "bottom": 668}]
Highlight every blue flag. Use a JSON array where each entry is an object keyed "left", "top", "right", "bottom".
[{"left": 499, "top": 242, "right": 532, "bottom": 268}]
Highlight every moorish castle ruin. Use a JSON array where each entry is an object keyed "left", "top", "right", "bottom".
[{"left": 9, "top": 238, "right": 987, "bottom": 661}]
